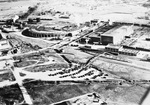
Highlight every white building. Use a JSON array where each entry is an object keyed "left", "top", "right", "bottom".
[
  {"left": 101, "top": 25, "right": 134, "bottom": 45},
  {"left": 136, "top": 51, "right": 150, "bottom": 60}
]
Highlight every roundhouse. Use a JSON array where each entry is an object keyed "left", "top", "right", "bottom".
[{"left": 23, "top": 28, "right": 68, "bottom": 39}]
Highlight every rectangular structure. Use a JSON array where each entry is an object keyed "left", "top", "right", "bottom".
[
  {"left": 0, "top": 40, "right": 11, "bottom": 51},
  {"left": 101, "top": 25, "right": 134, "bottom": 45}
]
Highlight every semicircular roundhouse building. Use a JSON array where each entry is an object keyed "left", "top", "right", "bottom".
[{"left": 27, "top": 28, "right": 68, "bottom": 39}]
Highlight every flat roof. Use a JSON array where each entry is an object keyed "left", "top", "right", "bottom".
[
  {"left": 106, "top": 44, "right": 121, "bottom": 49},
  {"left": 119, "top": 47, "right": 139, "bottom": 54},
  {"left": 30, "top": 28, "right": 68, "bottom": 34},
  {"left": 89, "top": 33, "right": 100, "bottom": 38},
  {"left": 101, "top": 25, "right": 132, "bottom": 37},
  {"left": 0, "top": 40, "right": 11, "bottom": 51}
]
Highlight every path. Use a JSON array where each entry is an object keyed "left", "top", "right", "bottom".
[{"left": 9, "top": 66, "right": 33, "bottom": 105}]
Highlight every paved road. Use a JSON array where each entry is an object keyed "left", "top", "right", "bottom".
[
  {"left": 9, "top": 67, "right": 33, "bottom": 105},
  {"left": 141, "top": 89, "right": 150, "bottom": 105},
  {"left": 0, "top": 81, "right": 17, "bottom": 87}
]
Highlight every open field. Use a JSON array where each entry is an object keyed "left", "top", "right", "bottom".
[
  {"left": 23, "top": 81, "right": 149, "bottom": 105},
  {"left": 63, "top": 46, "right": 93, "bottom": 63},
  {"left": 9, "top": 37, "right": 42, "bottom": 53},
  {"left": 0, "top": 84, "right": 23, "bottom": 105},
  {"left": 93, "top": 59, "right": 150, "bottom": 81},
  {"left": 0, "top": 0, "right": 149, "bottom": 23},
  {"left": 13, "top": 49, "right": 69, "bottom": 71}
]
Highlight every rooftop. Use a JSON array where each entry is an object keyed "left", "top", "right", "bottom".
[
  {"left": 0, "top": 40, "right": 11, "bottom": 51},
  {"left": 30, "top": 28, "right": 68, "bottom": 35},
  {"left": 101, "top": 25, "right": 133, "bottom": 37},
  {"left": 89, "top": 33, "right": 100, "bottom": 38},
  {"left": 105, "top": 44, "right": 121, "bottom": 49},
  {"left": 119, "top": 47, "right": 139, "bottom": 54}
]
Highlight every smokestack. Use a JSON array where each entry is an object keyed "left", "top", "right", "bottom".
[
  {"left": 13, "top": 15, "right": 19, "bottom": 23},
  {"left": 109, "top": 19, "right": 113, "bottom": 25}
]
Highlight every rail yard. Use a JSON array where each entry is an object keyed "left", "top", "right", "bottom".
[{"left": 0, "top": 0, "right": 150, "bottom": 105}]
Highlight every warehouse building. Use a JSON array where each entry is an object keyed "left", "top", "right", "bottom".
[
  {"left": 105, "top": 44, "right": 121, "bottom": 52},
  {"left": 105, "top": 44, "right": 139, "bottom": 56},
  {"left": 101, "top": 25, "right": 134, "bottom": 45},
  {"left": 23, "top": 28, "right": 67, "bottom": 39},
  {"left": 137, "top": 51, "right": 149, "bottom": 60},
  {"left": 118, "top": 47, "right": 139, "bottom": 56}
]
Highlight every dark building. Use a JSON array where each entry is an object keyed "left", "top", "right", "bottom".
[
  {"left": 91, "top": 19, "right": 99, "bottom": 25},
  {"left": 89, "top": 35, "right": 101, "bottom": 45},
  {"left": 85, "top": 21, "right": 91, "bottom": 27},
  {"left": 78, "top": 38, "right": 86, "bottom": 44},
  {"left": 36, "top": 18, "right": 40, "bottom": 22},
  {"left": 101, "top": 35, "right": 113, "bottom": 45},
  {"left": 22, "top": 28, "right": 66, "bottom": 39},
  {"left": 27, "top": 18, "right": 39, "bottom": 24},
  {"left": 0, "top": 33, "right": 3, "bottom": 40},
  {"left": 6, "top": 19, "right": 13, "bottom": 25},
  {"left": 28, "top": 18, "right": 34, "bottom": 23}
]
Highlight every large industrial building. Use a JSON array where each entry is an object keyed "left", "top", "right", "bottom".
[
  {"left": 22, "top": 28, "right": 68, "bottom": 39},
  {"left": 101, "top": 25, "right": 134, "bottom": 45}
]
